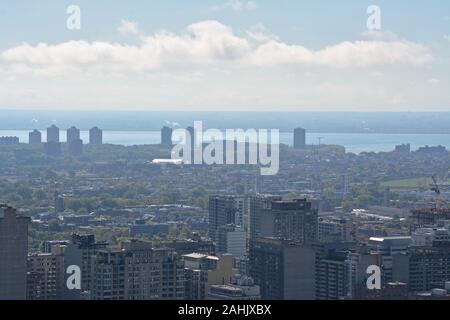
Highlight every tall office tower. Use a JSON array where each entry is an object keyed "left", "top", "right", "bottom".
[
  {"left": 29, "top": 130, "right": 42, "bottom": 145},
  {"left": 208, "top": 196, "right": 237, "bottom": 243},
  {"left": 161, "top": 126, "right": 173, "bottom": 148},
  {"left": 216, "top": 224, "right": 247, "bottom": 258},
  {"left": 183, "top": 253, "right": 237, "bottom": 300},
  {"left": 91, "top": 240, "right": 185, "bottom": 300},
  {"left": 63, "top": 234, "right": 108, "bottom": 299},
  {"left": 249, "top": 194, "right": 282, "bottom": 243},
  {"left": 27, "top": 245, "right": 65, "bottom": 300},
  {"left": 0, "top": 205, "right": 30, "bottom": 300},
  {"left": 66, "top": 126, "right": 81, "bottom": 144},
  {"left": 258, "top": 199, "right": 318, "bottom": 244},
  {"left": 249, "top": 238, "right": 315, "bottom": 300},
  {"left": 89, "top": 127, "right": 103, "bottom": 145},
  {"left": 68, "top": 139, "right": 83, "bottom": 156},
  {"left": 47, "top": 125, "right": 60, "bottom": 143},
  {"left": 293, "top": 127, "right": 306, "bottom": 149}
]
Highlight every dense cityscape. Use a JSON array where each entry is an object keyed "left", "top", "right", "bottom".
[
  {"left": 1, "top": 124, "right": 450, "bottom": 300},
  {"left": 1, "top": 2, "right": 450, "bottom": 315}
]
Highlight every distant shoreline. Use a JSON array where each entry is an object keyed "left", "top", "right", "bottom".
[
  {"left": 1, "top": 130, "right": 449, "bottom": 154},
  {"left": 0, "top": 111, "right": 450, "bottom": 134}
]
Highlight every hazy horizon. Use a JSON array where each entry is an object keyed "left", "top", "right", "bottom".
[{"left": 1, "top": 111, "right": 450, "bottom": 133}]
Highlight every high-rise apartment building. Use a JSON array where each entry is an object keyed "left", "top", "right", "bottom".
[
  {"left": 47, "top": 125, "right": 60, "bottom": 143},
  {"left": 29, "top": 130, "right": 42, "bottom": 145},
  {"left": 67, "top": 126, "right": 81, "bottom": 144},
  {"left": 294, "top": 127, "right": 306, "bottom": 149},
  {"left": 89, "top": 127, "right": 103, "bottom": 145},
  {"left": 161, "top": 126, "right": 173, "bottom": 148}
]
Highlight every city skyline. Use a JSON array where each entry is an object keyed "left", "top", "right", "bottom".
[
  {"left": 0, "top": 1, "right": 449, "bottom": 111},
  {"left": 2, "top": 1, "right": 450, "bottom": 307}
]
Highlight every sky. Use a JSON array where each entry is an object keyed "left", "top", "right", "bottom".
[{"left": 0, "top": 0, "right": 449, "bottom": 112}]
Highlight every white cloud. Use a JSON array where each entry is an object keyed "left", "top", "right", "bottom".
[
  {"left": 213, "top": 0, "right": 258, "bottom": 12},
  {"left": 118, "top": 20, "right": 140, "bottom": 36},
  {"left": 0, "top": 20, "right": 433, "bottom": 76},
  {"left": 370, "top": 71, "right": 384, "bottom": 78},
  {"left": 427, "top": 78, "right": 440, "bottom": 84},
  {"left": 444, "top": 35, "right": 450, "bottom": 42}
]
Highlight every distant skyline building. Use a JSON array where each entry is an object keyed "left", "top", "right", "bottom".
[
  {"left": 0, "top": 136, "right": 19, "bottom": 145},
  {"left": 67, "top": 126, "right": 81, "bottom": 144},
  {"left": 395, "top": 144, "right": 411, "bottom": 153},
  {"left": 29, "top": 130, "right": 42, "bottom": 145},
  {"left": 294, "top": 128, "right": 306, "bottom": 149},
  {"left": 89, "top": 127, "right": 103, "bottom": 145},
  {"left": 47, "top": 125, "right": 60, "bottom": 143},
  {"left": 161, "top": 126, "right": 173, "bottom": 148},
  {"left": 0, "top": 205, "right": 30, "bottom": 300}
]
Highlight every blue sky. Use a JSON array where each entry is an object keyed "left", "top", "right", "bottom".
[{"left": 0, "top": 0, "right": 449, "bottom": 111}]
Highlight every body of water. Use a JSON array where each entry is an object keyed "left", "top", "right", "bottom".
[{"left": 1, "top": 130, "right": 449, "bottom": 154}]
